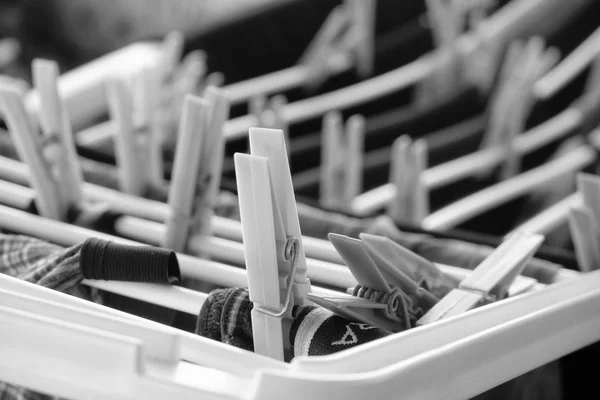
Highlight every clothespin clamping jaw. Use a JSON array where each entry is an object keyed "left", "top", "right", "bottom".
[
  {"left": 235, "top": 128, "right": 311, "bottom": 361},
  {"left": 307, "top": 233, "right": 450, "bottom": 333},
  {"left": 386, "top": 135, "right": 428, "bottom": 225},
  {"left": 320, "top": 111, "right": 365, "bottom": 211},
  {"left": 162, "top": 88, "right": 230, "bottom": 254},
  {"left": 568, "top": 173, "right": 600, "bottom": 272},
  {"left": 477, "top": 37, "right": 560, "bottom": 180},
  {"left": 299, "top": 0, "right": 375, "bottom": 91},
  {"left": 417, "top": 231, "right": 544, "bottom": 325},
  {"left": 0, "top": 59, "right": 83, "bottom": 220}
]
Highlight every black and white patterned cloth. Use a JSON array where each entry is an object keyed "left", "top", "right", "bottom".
[
  {"left": 194, "top": 287, "right": 393, "bottom": 357},
  {"left": 0, "top": 234, "right": 90, "bottom": 400},
  {"left": 0, "top": 233, "right": 181, "bottom": 400}
]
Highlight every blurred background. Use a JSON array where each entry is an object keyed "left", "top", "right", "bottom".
[{"left": 0, "top": 0, "right": 424, "bottom": 83}]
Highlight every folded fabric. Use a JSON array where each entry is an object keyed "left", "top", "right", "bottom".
[{"left": 0, "top": 233, "right": 92, "bottom": 299}]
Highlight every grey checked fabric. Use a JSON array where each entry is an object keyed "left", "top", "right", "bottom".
[{"left": 0, "top": 234, "right": 98, "bottom": 400}]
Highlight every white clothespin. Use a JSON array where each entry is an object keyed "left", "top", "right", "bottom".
[
  {"left": 0, "top": 37, "right": 20, "bottom": 69},
  {"left": 307, "top": 233, "right": 443, "bottom": 333},
  {"left": 106, "top": 66, "right": 166, "bottom": 195},
  {"left": 418, "top": 231, "right": 544, "bottom": 325},
  {"left": 477, "top": 37, "right": 559, "bottom": 180},
  {"left": 0, "top": 59, "right": 83, "bottom": 220},
  {"left": 568, "top": 173, "right": 600, "bottom": 272},
  {"left": 106, "top": 77, "right": 144, "bottom": 195},
  {"left": 235, "top": 128, "right": 311, "bottom": 361},
  {"left": 250, "top": 94, "right": 291, "bottom": 151},
  {"left": 199, "top": 71, "right": 225, "bottom": 96},
  {"left": 386, "top": 135, "right": 428, "bottom": 224},
  {"left": 265, "top": 95, "right": 289, "bottom": 140},
  {"left": 249, "top": 94, "right": 267, "bottom": 125},
  {"left": 138, "top": 67, "right": 166, "bottom": 189},
  {"left": 417, "top": 0, "right": 498, "bottom": 105},
  {"left": 320, "top": 111, "right": 365, "bottom": 210},
  {"left": 165, "top": 50, "right": 207, "bottom": 126},
  {"left": 157, "top": 31, "right": 185, "bottom": 83},
  {"left": 299, "top": 0, "right": 375, "bottom": 91},
  {"left": 163, "top": 88, "right": 230, "bottom": 253}
]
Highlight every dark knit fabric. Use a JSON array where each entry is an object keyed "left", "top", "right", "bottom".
[
  {"left": 195, "top": 286, "right": 562, "bottom": 400},
  {"left": 195, "top": 287, "right": 254, "bottom": 351},
  {"left": 194, "top": 287, "right": 390, "bottom": 356},
  {"left": 80, "top": 237, "right": 180, "bottom": 284},
  {"left": 290, "top": 305, "right": 389, "bottom": 356}
]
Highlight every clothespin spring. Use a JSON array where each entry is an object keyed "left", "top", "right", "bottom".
[
  {"left": 253, "top": 236, "right": 300, "bottom": 319},
  {"left": 352, "top": 285, "right": 412, "bottom": 323}
]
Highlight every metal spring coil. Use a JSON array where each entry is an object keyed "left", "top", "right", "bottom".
[{"left": 352, "top": 285, "right": 406, "bottom": 319}]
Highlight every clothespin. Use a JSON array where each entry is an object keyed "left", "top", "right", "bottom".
[
  {"left": 157, "top": 31, "right": 185, "bottom": 83},
  {"left": 199, "top": 72, "right": 225, "bottom": 96},
  {"left": 249, "top": 94, "right": 267, "bottom": 125},
  {"left": 250, "top": 94, "right": 291, "bottom": 152},
  {"left": 416, "top": 0, "right": 498, "bottom": 106},
  {"left": 163, "top": 88, "right": 230, "bottom": 253},
  {"left": 568, "top": 173, "right": 600, "bottom": 272},
  {"left": 234, "top": 128, "right": 311, "bottom": 361},
  {"left": 0, "top": 59, "right": 83, "bottom": 220},
  {"left": 320, "top": 111, "right": 365, "bottom": 211},
  {"left": 307, "top": 233, "right": 443, "bottom": 333},
  {"left": 477, "top": 37, "right": 559, "bottom": 180},
  {"left": 0, "top": 37, "right": 20, "bottom": 70},
  {"left": 138, "top": 67, "right": 166, "bottom": 189},
  {"left": 105, "top": 68, "right": 165, "bottom": 195},
  {"left": 360, "top": 233, "right": 461, "bottom": 291},
  {"left": 386, "top": 135, "right": 428, "bottom": 225},
  {"left": 299, "top": 0, "right": 375, "bottom": 91},
  {"left": 150, "top": 31, "right": 202, "bottom": 144},
  {"left": 167, "top": 50, "right": 207, "bottom": 123},
  {"left": 417, "top": 231, "right": 544, "bottom": 325},
  {"left": 153, "top": 52, "right": 212, "bottom": 154}
]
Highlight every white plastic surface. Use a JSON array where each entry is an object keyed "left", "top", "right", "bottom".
[
  {"left": 0, "top": 273, "right": 283, "bottom": 376},
  {"left": 535, "top": 24, "right": 600, "bottom": 99},
  {"left": 32, "top": 59, "right": 84, "bottom": 212},
  {"left": 351, "top": 93, "right": 584, "bottom": 216},
  {"left": 163, "top": 96, "right": 209, "bottom": 251},
  {"left": 25, "top": 42, "right": 163, "bottom": 131},
  {"left": 106, "top": 78, "right": 145, "bottom": 195},
  {"left": 423, "top": 145, "right": 595, "bottom": 230}
]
